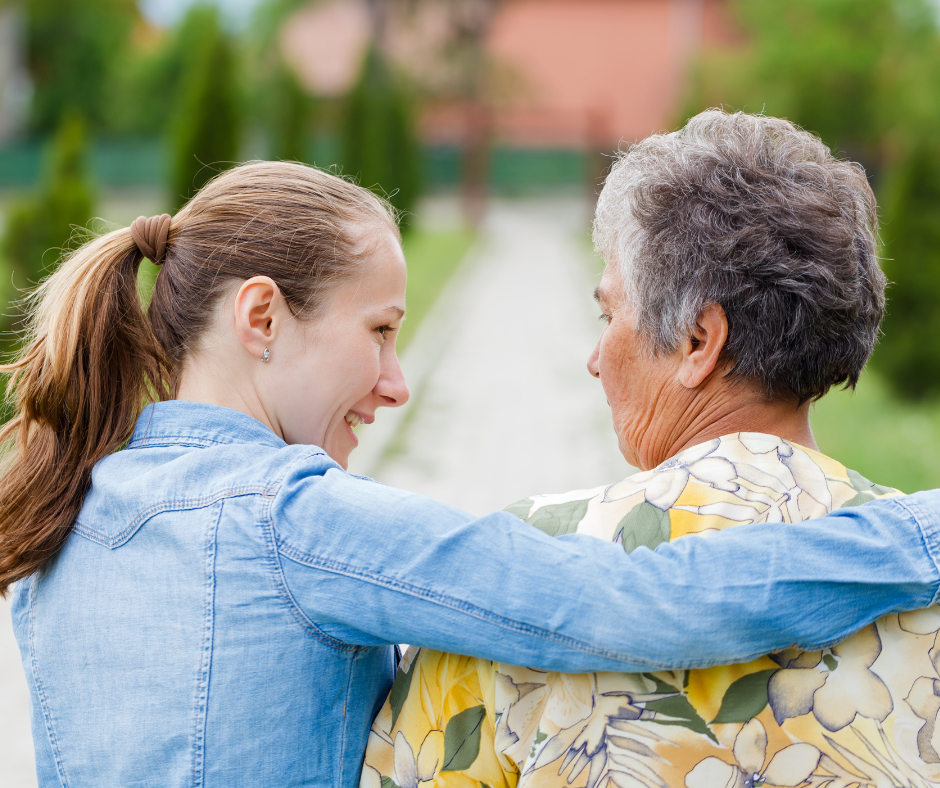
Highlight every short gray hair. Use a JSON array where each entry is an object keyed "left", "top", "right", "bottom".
[{"left": 593, "top": 109, "right": 886, "bottom": 404}]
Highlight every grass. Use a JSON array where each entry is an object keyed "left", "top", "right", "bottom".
[
  {"left": 397, "top": 228, "right": 476, "bottom": 351},
  {"left": 811, "top": 370, "right": 940, "bottom": 493}
]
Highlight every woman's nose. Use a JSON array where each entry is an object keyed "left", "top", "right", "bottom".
[{"left": 376, "top": 353, "right": 410, "bottom": 407}]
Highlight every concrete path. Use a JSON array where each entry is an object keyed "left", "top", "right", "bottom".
[
  {"left": 1, "top": 594, "right": 35, "bottom": 787},
  {"left": 349, "top": 196, "right": 634, "bottom": 513},
  {"left": 0, "top": 197, "right": 634, "bottom": 787}
]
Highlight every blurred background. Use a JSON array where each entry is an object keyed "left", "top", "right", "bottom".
[
  {"left": 1, "top": 0, "right": 940, "bottom": 490},
  {"left": 3, "top": 0, "right": 940, "bottom": 782}
]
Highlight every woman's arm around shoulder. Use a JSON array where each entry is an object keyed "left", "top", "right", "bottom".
[{"left": 269, "top": 456, "right": 940, "bottom": 672}]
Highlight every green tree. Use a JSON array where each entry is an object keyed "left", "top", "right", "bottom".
[
  {"left": 341, "top": 47, "right": 421, "bottom": 224},
  {"left": 241, "top": 0, "right": 319, "bottom": 164},
  {"left": 169, "top": 5, "right": 242, "bottom": 210},
  {"left": 870, "top": 11, "right": 940, "bottom": 399},
  {"left": 109, "top": 6, "right": 228, "bottom": 137},
  {"left": 1, "top": 113, "right": 95, "bottom": 308},
  {"left": 269, "top": 61, "right": 313, "bottom": 163},
  {"left": 24, "top": 0, "right": 138, "bottom": 134},
  {"left": 875, "top": 142, "right": 940, "bottom": 398}
]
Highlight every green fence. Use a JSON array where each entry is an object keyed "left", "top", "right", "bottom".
[
  {"left": 0, "top": 139, "right": 167, "bottom": 188},
  {"left": 0, "top": 138, "right": 591, "bottom": 193}
]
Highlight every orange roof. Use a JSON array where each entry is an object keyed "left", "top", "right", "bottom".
[
  {"left": 281, "top": 0, "right": 737, "bottom": 147},
  {"left": 481, "top": 0, "right": 735, "bottom": 146}
]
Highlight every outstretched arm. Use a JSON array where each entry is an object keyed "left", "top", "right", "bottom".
[{"left": 274, "top": 460, "right": 940, "bottom": 672}]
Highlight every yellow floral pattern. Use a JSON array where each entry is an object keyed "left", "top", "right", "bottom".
[{"left": 362, "top": 433, "right": 940, "bottom": 788}]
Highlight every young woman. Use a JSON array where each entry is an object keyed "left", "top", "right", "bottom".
[{"left": 0, "top": 162, "right": 935, "bottom": 787}]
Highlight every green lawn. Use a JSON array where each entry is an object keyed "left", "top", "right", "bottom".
[
  {"left": 811, "top": 370, "right": 940, "bottom": 493},
  {"left": 397, "top": 228, "right": 475, "bottom": 351}
]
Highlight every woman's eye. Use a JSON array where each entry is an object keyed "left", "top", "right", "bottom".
[{"left": 377, "top": 325, "right": 394, "bottom": 339}]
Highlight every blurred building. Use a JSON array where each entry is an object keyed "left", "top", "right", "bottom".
[
  {"left": 281, "top": 0, "right": 736, "bottom": 151},
  {"left": 481, "top": 0, "right": 734, "bottom": 147}
]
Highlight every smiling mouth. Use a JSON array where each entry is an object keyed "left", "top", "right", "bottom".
[{"left": 344, "top": 412, "right": 363, "bottom": 429}]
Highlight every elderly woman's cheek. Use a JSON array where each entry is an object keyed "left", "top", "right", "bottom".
[{"left": 598, "top": 344, "right": 640, "bottom": 449}]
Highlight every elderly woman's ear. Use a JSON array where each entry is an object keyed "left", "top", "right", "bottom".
[{"left": 676, "top": 303, "right": 728, "bottom": 390}]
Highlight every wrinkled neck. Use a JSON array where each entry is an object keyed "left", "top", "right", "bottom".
[{"left": 636, "top": 381, "right": 817, "bottom": 470}]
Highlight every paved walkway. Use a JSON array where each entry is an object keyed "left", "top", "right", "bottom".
[
  {"left": 349, "top": 197, "right": 633, "bottom": 512},
  {"left": 0, "top": 197, "right": 634, "bottom": 786},
  {"left": 1, "top": 594, "right": 35, "bottom": 787}
]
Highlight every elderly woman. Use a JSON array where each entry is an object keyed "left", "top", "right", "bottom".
[{"left": 362, "top": 110, "right": 940, "bottom": 787}]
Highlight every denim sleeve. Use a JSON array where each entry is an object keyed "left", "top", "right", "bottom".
[{"left": 272, "top": 462, "right": 940, "bottom": 672}]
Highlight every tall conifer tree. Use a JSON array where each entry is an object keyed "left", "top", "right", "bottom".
[{"left": 169, "top": 5, "right": 242, "bottom": 210}]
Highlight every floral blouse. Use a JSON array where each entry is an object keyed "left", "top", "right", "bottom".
[{"left": 360, "top": 433, "right": 940, "bottom": 788}]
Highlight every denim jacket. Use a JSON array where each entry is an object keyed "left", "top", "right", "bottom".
[{"left": 11, "top": 401, "right": 940, "bottom": 788}]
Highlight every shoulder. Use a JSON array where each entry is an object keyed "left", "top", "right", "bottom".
[
  {"left": 78, "top": 441, "right": 332, "bottom": 546},
  {"left": 271, "top": 457, "right": 483, "bottom": 560},
  {"left": 504, "top": 434, "right": 902, "bottom": 553},
  {"left": 502, "top": 437, "right": 740, "bottom": 550}
]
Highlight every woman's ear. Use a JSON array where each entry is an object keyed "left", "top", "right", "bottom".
[
  {"left": 233, "top": 276, "right": 283, "bottom": 360},
  {"left": 677, "top": 303, "right": 729, "bottom": 390}
]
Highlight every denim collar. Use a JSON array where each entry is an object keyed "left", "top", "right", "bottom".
[{"left": 127, "top": 401, "right": 287, "bottom": 450}]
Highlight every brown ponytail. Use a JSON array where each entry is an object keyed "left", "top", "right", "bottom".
[
  {"left": 0, "top": 161, "right": 398, "bottom": 595},
  {"left": 0, "top": 231, "right": 171, "bottom": 594}
]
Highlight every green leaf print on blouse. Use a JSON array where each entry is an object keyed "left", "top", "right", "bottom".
[
  {"left": 614, "top": 501, "right": 671, "bottom": 552},
  {"left": 388, "top": 651, "right": 418, "bottom": 730},
  {"left": 503, "top": 498, "right": 535, "bottom": 520},
  {"left": 522, "top": 499, "right": 592, "bottom": 539},
  {"left": 643, "top": 677, "right": 718, "bottom": 743},
  {"left": 841, "top": 468, "right": 904, "bottom": 508},
  {"left": 711, "top": 669, "right": 777, "bottom": 724},
  {"left": 442, "top": 705, "right": 486, "bottom": 771}
]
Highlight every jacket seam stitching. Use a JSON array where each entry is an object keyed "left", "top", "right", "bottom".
[
  {"left": 274, "top": 541, "right": 676, "bottom": 668},
  {"left": 126, "top": 439, "right": 224, "bottom": 450},
  {"left": 29, "top": 581, "right": 71, "bottom": 788},
  {"left": 126, "top": 436, "right": 285, "bottom": 450},
  {"left": 73, "top": 487, "right": 272, "bottom": 548},
  {"left": 339, "top": 649, "right": 361, "bottom": 782},
  {"left": 895, "top": 497, "right": 940, "bottom": 606},
  {"left": 191, "top": 500, "right": 222, "bottom": 788},
  {"left": 261, "top": 500, "right": 357, "bottom": 652},
  {"left": 266, "top": 447, "right": 329, "bottom": 489}
]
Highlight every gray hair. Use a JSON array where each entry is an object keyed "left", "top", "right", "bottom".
[{"left": 593, "top": 109, "right": 886, "bottom": 404}]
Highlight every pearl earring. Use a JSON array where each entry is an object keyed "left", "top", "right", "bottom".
[{"left": 261, "top": 348, "right": 270, "bottom": 363}]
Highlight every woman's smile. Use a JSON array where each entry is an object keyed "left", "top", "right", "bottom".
[
  {"left": 259, "top": 231, "right": 409, "bottom": 467},
  {"left": 342, "top": 410, "right": 370, "bottom": 447}
]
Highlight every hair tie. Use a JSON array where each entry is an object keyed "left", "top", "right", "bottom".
[{"left": 130, "top": 214, "right": 172, "bottom": 265}]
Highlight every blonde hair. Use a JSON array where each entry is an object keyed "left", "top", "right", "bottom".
[{"left": 0, "top": 161, "right": 399, "bottom": 595}]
